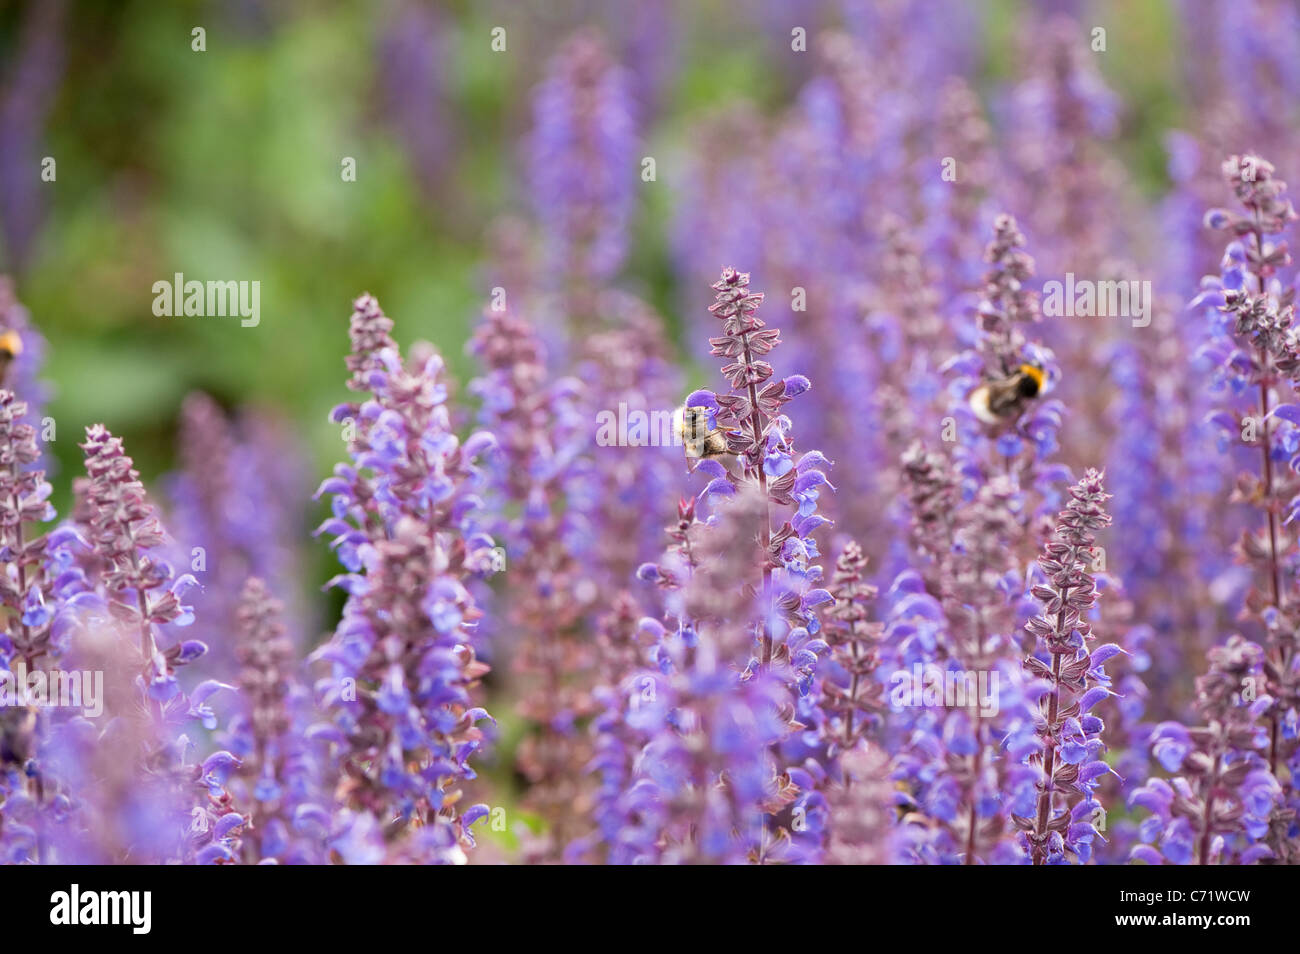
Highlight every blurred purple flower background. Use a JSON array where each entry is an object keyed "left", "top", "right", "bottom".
[{"left": 2, "top": 0, "right": 1300, "bottom": 866}]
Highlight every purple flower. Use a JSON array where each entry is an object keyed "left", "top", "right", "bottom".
[
  {"left": 527, "top": 29, "right": 638, "bottom": 293},
  {"left": 467, "top": 303, "right": 600, "bottom": 860},
  {"left": 163, "top": 393, "right": 311, "bottom": 681},
  {"left": 1128, "top": 636, "right": 1280, "bottom": 864},
  {"left": 312, "top": 294, "right": 494, "bottom": 864},
  {"left": 1017, "top": 470, "right": 1115, "bottom": 864}
]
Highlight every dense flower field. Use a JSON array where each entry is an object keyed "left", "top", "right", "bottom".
[{"left": 2, "top": 1, "right": 1300, "bottom": 866}]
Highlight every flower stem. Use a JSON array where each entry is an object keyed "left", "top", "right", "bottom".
[
  {"left": 1250, "top": 217, "right": 1285, "bottom": 777},
  {"left": 739, "top": 326, "right": 774, "bottom": 665}
]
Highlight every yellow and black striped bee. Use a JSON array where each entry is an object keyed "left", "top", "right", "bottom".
[
  {"left": 968, "top": 363, "right": 1045, "bottom": 426},
  {"left": 0, "top": 330, "right": 22, "bottom": 386},
  {"left": 674, "top": 405, "right": 731, "bottom": 464}
]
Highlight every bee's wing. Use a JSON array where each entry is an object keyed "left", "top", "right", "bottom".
[{"left": 675, "top": 405, "right": 703, "bottom": 458}]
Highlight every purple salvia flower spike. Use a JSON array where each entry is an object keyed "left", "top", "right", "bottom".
[{"left": 1019, "top": 469, "right": 1114, "bottom": 865}]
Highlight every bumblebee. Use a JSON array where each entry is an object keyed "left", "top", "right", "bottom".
[
  {"left": 0, "top": 330, "right": 21, "bottom": 386},
  {"left": 968, "top": 363, "right": 1045, "bottom": 426},
  {"left": 674, "top": 405, "right": 730, "bottom": 461}
]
